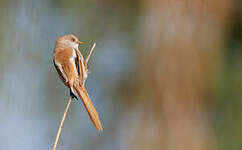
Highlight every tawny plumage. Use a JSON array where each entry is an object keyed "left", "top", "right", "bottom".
[{"left": 53, "top": 34, "right": 102, "bottom": 131}]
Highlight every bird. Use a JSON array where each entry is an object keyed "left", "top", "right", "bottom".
[{"left": 53, "top": 34, "right": 102, "bottom": 131}]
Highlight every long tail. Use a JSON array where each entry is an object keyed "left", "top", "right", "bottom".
[{"left": 73, "top": 84, "right": 103, "bottom": 131}]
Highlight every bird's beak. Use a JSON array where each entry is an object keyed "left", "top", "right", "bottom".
[{"left": 76, "top": 41, "right": 84, "bottom": 45}]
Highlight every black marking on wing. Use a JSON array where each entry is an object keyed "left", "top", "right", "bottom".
[
  {"left": 75, "top": 54, "right": 80, "bottom": 76},
  {"left": 74, "top": 48, "right": 85, "bottom": 83},
  {"left": 74, "top": 49, "right": 83, "bottom": 77},
  {"left": 53, "top": 59, "right": 66, "bottom": 83}
]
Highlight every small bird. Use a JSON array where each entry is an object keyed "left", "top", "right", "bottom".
[{"left": 53, "top": 34, "right": 102, "bottom": 131}]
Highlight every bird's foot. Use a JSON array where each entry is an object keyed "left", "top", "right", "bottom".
[{"left": 70, "top": 90, "right": 78, "bottom": 100}]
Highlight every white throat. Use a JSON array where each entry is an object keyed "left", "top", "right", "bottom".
[
  {"left": 66, "top": 40, "right": 78, "bottom": 49},
  {"left": 62, "top": 40, "right": 78, "bottom": 49}
]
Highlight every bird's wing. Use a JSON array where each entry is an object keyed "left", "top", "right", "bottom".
[
  {"left": 74, "top": 48, "right": 88, "bottom": 84},
  {"left": 53, "top": 48, "right": 79, "bottom": 86},
  {"left": 53, "top": 59, "right": 68, "bottom": 84}
]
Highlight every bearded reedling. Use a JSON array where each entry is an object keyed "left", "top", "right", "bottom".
[{"left": 52, "top": 34, "right": 102, "bottom": 150}]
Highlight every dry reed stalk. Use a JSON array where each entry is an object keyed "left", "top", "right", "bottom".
[{"left": 52, "top": 96, "right": 73, "bottom": 150}]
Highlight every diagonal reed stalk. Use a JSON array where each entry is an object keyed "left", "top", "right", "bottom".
[
  {"left": 52, "top": 96, "right": 73, "bottom": 150},
  {"left": 85, "top": 43, "right": 96, "bottom": 64}
]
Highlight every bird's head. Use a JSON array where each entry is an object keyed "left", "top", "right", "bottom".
[{"left": 56, "top": 34, "right": 83, "bottom": 49}]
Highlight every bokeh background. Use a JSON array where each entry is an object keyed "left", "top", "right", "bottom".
[{"left": 0, "top": 0, "right": 241, "bottom": 150}]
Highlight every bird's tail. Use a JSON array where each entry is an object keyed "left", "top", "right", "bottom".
[{"left": 73, "top": 84, "right": 103, "bottom": 131}]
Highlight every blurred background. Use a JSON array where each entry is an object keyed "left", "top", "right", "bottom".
[{"left": 0, "top": 0, "right": 241, "bottom": 150}]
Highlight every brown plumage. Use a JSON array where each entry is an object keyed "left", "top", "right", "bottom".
[{"left": 53, "top": 34, "right": 102, "bottom": 131}]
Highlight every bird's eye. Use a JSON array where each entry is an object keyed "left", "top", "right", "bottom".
[{"left": 71, "top": 38, "right": 75, "bottom": 42}]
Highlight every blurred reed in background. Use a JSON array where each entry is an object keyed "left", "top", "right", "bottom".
[{"left": 0, "top": 0, "right": 241, "bottom": 150}]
